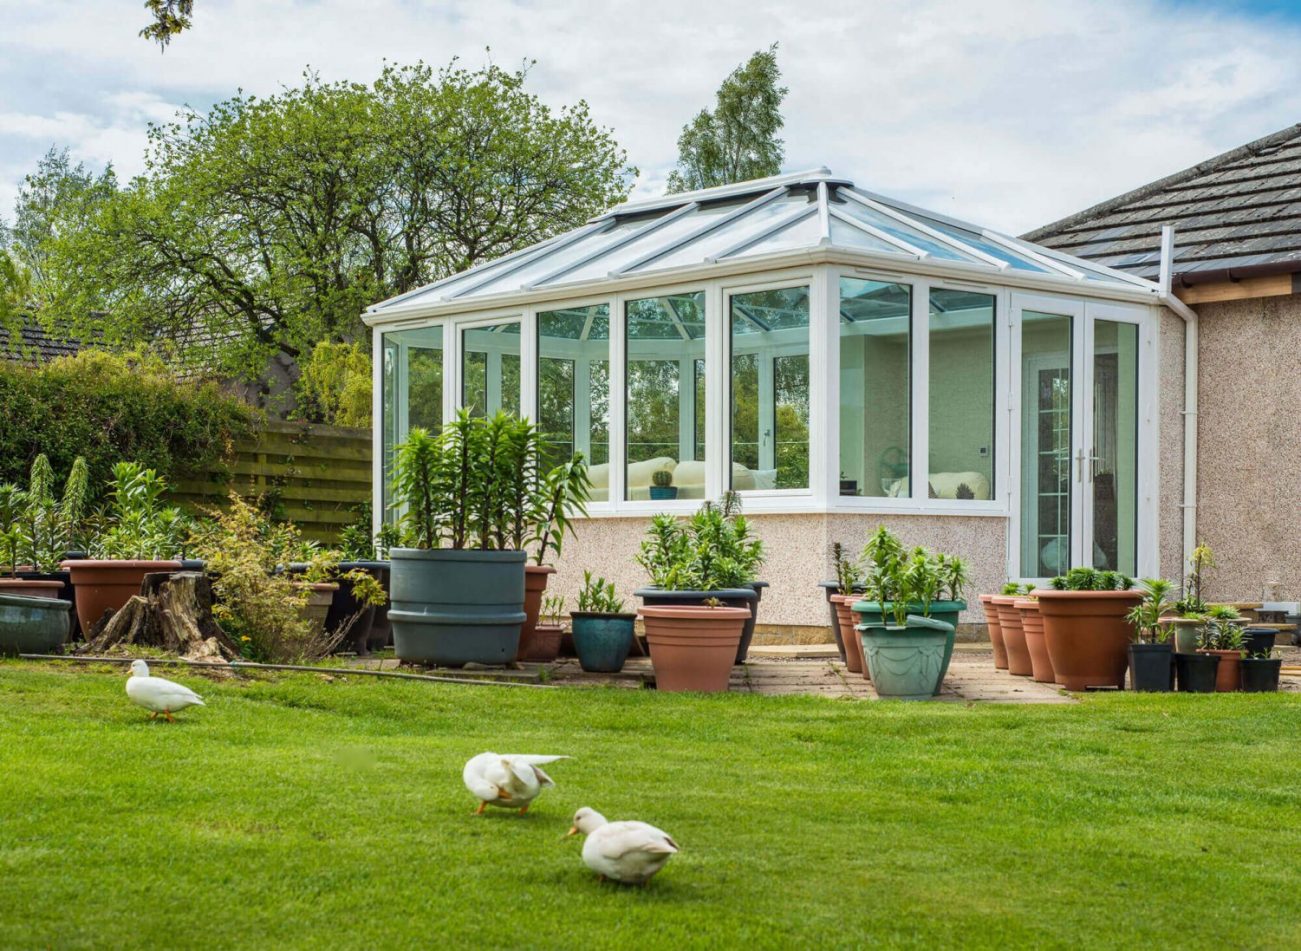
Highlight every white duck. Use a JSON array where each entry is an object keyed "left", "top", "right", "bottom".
[
  {"left": 462, "top": 752, "right": 568, "bottom": 816},
  {"left": 125, "top": 660, "right": 205, "bottom": 721},
  {"left": 568, "top": 807, "right": 679, "bottom": 884}
]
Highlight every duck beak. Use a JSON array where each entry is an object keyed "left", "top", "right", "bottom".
[{"left": 566, "top": 826, "right": 578, "bottom": 837}]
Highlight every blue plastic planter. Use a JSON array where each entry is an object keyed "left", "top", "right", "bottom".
[{"left": 571, "top": 612, "right": 638, "bottom": 672}]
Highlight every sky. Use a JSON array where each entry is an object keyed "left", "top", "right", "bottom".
[{"left": 2, "top": 0, "right": 1301, "bottom": 237}]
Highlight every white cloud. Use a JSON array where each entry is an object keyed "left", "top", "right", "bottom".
[{"left": 1, "top": 0, "right": 1300, "bottom": 234}]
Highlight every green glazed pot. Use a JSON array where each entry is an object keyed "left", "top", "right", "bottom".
[
  {"left": 570, "top": 613, "right": 638, "bottom": 673},
  {"left": 852, "top": 600, "right": 964, "bottom": 695},
  {"left": 0, "top": 593, "right": 73, "bottom": 656},
  {"left": 858, "top": 615, "right": 954, "bottom": 700}
]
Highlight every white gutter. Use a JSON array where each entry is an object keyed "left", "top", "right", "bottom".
[{"left": 1158, "top": 224, "right": 1199, "bottom": 570}]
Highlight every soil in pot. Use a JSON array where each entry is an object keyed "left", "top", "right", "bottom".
[
  {"left": 831, "top": 594, "right": 864, "bottom": 675},
  {"left": 1128, "top": 642, "right": 1174, "bottom": 692},
  {"left": 516, "top": 565, "right": 557, "bottom": 662},
  {"left": 1016, "top": 599, "right": 1054, "bottom": 683},
  {"left": 570, "top": 612, "right": 638, "bottom": 673},
  {"left": 522, "top": 621, "right": 564, "bottom": 663},
  {"left": 1240, "top": 656, "right": 1282, "bottom": 692},
  {"left": 1036, "top": 589, "right": 1143, "bottom": 691},
  {"left": 1197, "top": 649, "right": 1242, "bottom": 692},
  {"left": 0, "top": 579, "right": 65, "bottom": 599},
  {"left": 0, "top": 593, "right": 73, "bottom": 656},
  {"left": 634, "top": 586, "right": 759, "bottom": 665},
  {"left": 858, "top": 616, "right": 953, "bottom": 700},
  {"left": 1175, "top": 651, "right": 1220, "bottom": 693},
  {"left": 993, "top": 596, "right": 1032, "bottom": 677},
  {"left": 979, "top": 593, "right": 1008, "bottom": 670},
  {"left": 61, "top": 560, "right": 182, "bottom": 633},
  {"left": 641, "top": 604, "right": 749, "bottom": 693}
]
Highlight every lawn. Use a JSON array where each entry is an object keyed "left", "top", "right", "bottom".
[{"left": 2, "top": 661, "right": 1300, "bottom": 950}]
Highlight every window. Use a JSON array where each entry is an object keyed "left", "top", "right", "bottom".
[
  {"left": 1020, "top": 311, "right": 1072, "bottom": 577},
  {"left": 625, "top": 291, "right": 705, "bottom": 500},
  {"left": 538, "top": 304, "right": 610, "bottom": 469},
  {"left": 1092, "top": 319, "right": 1139, "bottom": 576},
  {"left": 839, "top": 278, "right": 911, "bottom": 498},
  {"left": 381, "top": 325, "right": 444, "bottom": 519},
  {"left": 929, "top": 289, "right": 995, "bottom": 502},
  {"left": 730, "top": 286, "right": 810, "bottom": 491},
  {"left": 462, "top": 321, "right": 520, "bottom": 417}
]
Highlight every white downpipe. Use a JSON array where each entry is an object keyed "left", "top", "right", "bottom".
[{"left": 1157, "top": 224, "right": 1199, "bottom": 569}]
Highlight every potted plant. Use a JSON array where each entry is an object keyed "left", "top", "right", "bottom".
[
  {"left": 521, "top": 593, "right": 566, "bottom": 663},
  {"left": 1015, "top": 593, "right": 1055, "bottom": 683},
  {"left": 1196, "top": 607, "right": 1246, "bottom": 692},
  {"left": 0, "top": 456, "right": 89, "bottom": 607},
  {"left": 640, "top": 596, "right": 751, "bottom": 693},
  {"left": 386, "top": 412, "right": 588, "bottom": 668},
  {"left": 1125, "top": 578, "right": 1175, "bottom": 692},
  {"left": 993, "top": 582, "right": 1034, "bottom": 678},
  {"left": 0, "top": 590, "right": 73, "bottom": 656},
  {"left": 853, "top": 528, "right": 954, "bottom": 699},
  {"left": 1240, "top": 645, "right": 1283, "bottom": 693},
  {"left": 828, "top": 542, "right": 865, "bottom": 675},
  {"left": 1174, "top": 650, "right": 1220, "bottom": 693},
  {"left": 649, "top": 468, "right": 677, "bottom": 501},
  {"left": 978, "top": 591, "right": 1008, "bottom": 670},
  {"left": 1036, "top": 567, "right": 1140, "bottom": 691},
  {"left": 62, "top": 462, "right": 188, "bottom": 633},
  {"left": 1167, "top": 544, "right": 1214, "bottom": 653},
  {"left": 570, "top": 572, "right": 638, "bottom": 673},
  {"left": 634, "top": 492, "right": 765, "bottom": 664}
]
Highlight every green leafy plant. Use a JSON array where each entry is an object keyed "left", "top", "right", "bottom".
[
  {"left": 576, "top": 570, "right": 625, "bottom": 614},
  {"left": 1002, "top": 581, "right": 1033, "bottom": 596},
  {"left": 936, "top": 553, "right": 970, "bottom": 603},
  {"left": 636, "top": 496, "right": 765, "bottom": 592},
  {"left": 88, "top": 461, "right": 191, "bottom": 560},
  {"left": 861, "top": 526, "right": 909, "bottom": 626},
  {"left": 1049, "top": 567, "right": 1133, "bottom": 591},
  {"left": 0, "top": 483, "right": 27, "bottom": 576},
  {"left": 904, "top": 548, "right": 942, "bottom": 618},
  {"left": 1176, "top": 543, "right": 1214, "bottom": 617},
  {"left": 1126, "top": 578, "right": 1175, "bottom": 644},
  {"left": 540, "top": 593, "right": 566, "bottom": 626},
  {"left": 1197, "top": 613, "right": 1245, "bottom": 653},
  {"left": 831, "top": 542, "right": 858, "bottom": 597}
]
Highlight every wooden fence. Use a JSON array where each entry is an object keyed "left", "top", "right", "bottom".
[{"left": 171, "top": 420, "right": 372, "bottom": 542}]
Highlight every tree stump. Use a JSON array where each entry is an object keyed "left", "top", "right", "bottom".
[{"left": 83, "top": 571, "right": 239, "bottom": 663}]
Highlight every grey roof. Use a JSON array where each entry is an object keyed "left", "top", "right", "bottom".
[
  {"left": 1024, "top": 123, "right": 1301, "bottom": 282},
  {"left": 370, "top": 168, "right": 1152, "bottom": 316},
  {"left": 0, "top": 318, "right": 93, "bottom": 365}
]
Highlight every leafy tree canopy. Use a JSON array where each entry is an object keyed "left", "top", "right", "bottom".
[
  {"left": 666, "top": 44, "right": 787, "bottom": 194},
  {"left": 140, "top": 1, "right": 194, "bottom": 48}
]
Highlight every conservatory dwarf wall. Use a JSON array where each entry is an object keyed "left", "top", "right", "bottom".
[{"left": 369, "top": 169, "right": 1168, "bottom": 615}]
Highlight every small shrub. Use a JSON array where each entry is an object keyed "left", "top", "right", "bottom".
[{"left": 576, "top": 570, "right": 624, "bottom": 614}]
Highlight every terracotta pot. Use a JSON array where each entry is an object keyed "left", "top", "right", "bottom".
[
  {"left": 831, "top": 594, "right": 864, "bottom": 675},
  {"left": 993, "top": 596, "right": 1032, "bottom": 676},
  {"left": 296, "top": 582, "right": 339, "bottom": 636},
  {"left": 0, "top": 579, "right": 64, "bottom": 600},
  {"left": 980, "top": 593, "right": 1008, "bottom": 670},
  {"left": 60, "top": 559, "right": 182, "bottom": 633},
  {"left": 516, "top": 565, "right": 557, "bottom": 661},
  {"left": 522, "top": 621, "right": 564, "bottom": 663},
  {"left": 1015, "top": 598, "right": 1054, "bottom": 683},
  {"left": 641, "top": 604, "right": 749, "bottom": 693},
  {"left": 1198, "top": 648, "right": 1243, "bottom": 692},
  {"left": 1036, "top": 589, "right": 1143, "bottom": 691}
]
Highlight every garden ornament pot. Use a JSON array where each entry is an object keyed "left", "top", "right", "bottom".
[
  {"left": 1175, "top": 651, "right": 1219, "bottom": 693},
  {"left": 1035, "top": 589, "right": 1143, "bottom": 691},
  {"left": 640, "top": 604, "right": 750, "bottom": 693},
  {"left": 522, "top": 621, "right": 565, "bottom": 663},
  {"left": 570, "top": 612, "right": 638, "bottom": 673},
  {"left": 516, "top": 564, "right": 557, "bottom": 662},
  {"left": 1197, "top": 649, "right": 1243, "bottom": 692},
  {"left": 0, "top": 579, "right": 64, "bottom": 600},
  {"left": 852, "top": 600, "right": 964, "bottom": 694},
  {"left": 388, "top": 548, "right": 526, "bottom": 667},
  {"left": 1165, "top": 617, "right": 1202, "bottom": 654},
  {"left": 14, "top": 568, "right": 79, "bottom": 639},
  {"left": 979, "top": 593, "right": 1008, "bottom": 669},
  {"left": 1016, "top": 599, "right": 1055, "bottom": 683},
  {"left": 1127, "top": 642, "right": 1174, "bottom": 692},
  {"left": 831, "top": 594, "right": 865, "bottom": 675},
  {"left": 992, "top": 596, "right": 1032, "bottom": 677},
  {"left": 633, "top": 585, "right": 761, "bottom": 664},
  {"left": 60, "top": 559, "right": 182, "bottom": 634},
  {"left": 858, "top": 615, "right": 954, "bottom": 700},
  {"left": 0, "top": 593, "right": 73, "bottom": 656},
  {"left": 1239, "top": 656, "right": 1282, "bottom": 693}
]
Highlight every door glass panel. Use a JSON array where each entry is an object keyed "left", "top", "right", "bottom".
[
  {"left": 381, "top": 325, "right": 443, "bottom": 522},
  {"left": 1020, "top": 311, "right": 1072, "bottom": 578},
  {"left": 462, "top": 321, "right": 520, "bottom": 417},
  {"left": 1092, "top": 320, "right": 1139, "bottom": 576}
]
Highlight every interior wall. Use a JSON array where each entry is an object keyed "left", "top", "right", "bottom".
[{"left": 928, "top": 327, "right": 994, "bottom": 483}]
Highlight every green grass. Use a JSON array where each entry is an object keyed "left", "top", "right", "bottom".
[{"left": 2, "top": 661, "right": 1300, "bottom": 950}]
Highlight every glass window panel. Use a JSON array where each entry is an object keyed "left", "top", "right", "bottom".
[
  {"left": 1020, "top": 312, "right": 1072, "bottom": 577},
  {"left": 381, "top": 325, "right": 444, "bottom": 521},
  {"left": 839, "top": 278, "right": 910, "bottom": 497},
  {"left": 462, "top": 321, "right": 520, "bottom": 417},
  {"left": 643, "top": 192, "right": 813, "bottom": 272},
  {"left": 1092, "top": 320, "right": 1139, "bottom": 576},
  {"left": 730, "top": 285, "right": 810, "bottom": 491},
  {"left": 915, "top": 217, "right": 1049, "bottom": 272},
  {"left": 929, "top": 289, "right": 995, "bottom": 501},
  {"left": 538, "top": 304, "right": 610, "bottom": 474},
  {"left": 626, "top": 291, "right": 706, "bottom": 500}
]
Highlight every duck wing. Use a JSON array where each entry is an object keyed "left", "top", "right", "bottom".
[
  {"left": 502, "top": 754, "right": 568, "bottom": 787},
  {"left": 597, "top": 821, "right": 679, "bottom": 859}
]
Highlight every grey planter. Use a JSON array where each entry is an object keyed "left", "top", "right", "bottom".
[
  {"left": 633, "top": 585, "right": 761, "bottom": 663},
  {"left": 0, "top": 593, "right": 73, "bottom": 656},
  {"left": 389, "top": 548, "right": 526, "bottom": 667}
]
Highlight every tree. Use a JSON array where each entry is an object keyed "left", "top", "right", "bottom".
[
  {"left": 0, "top": 248, "right": 30, "bottom": 337},
  {"left": 35, "top": 62, "right": 635, "bottom": 396},
  {"left": 666, "top": 45, "right": 787, "bottom": 193},
  {"left": 140, "top": 1, "right": 194, "bottom": 48}
]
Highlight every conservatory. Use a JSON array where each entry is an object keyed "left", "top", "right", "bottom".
[{"left": 366, "top": 169, "right": 1177, "bottom": 625}]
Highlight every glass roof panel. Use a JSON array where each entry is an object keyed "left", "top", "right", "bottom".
[
  {"left": 460, "top": 217, "right": 653, "bottom": 297},
  {"left": 834, "top": 199, "right": 981, "bottom": 263},
  {"left": 724, "top": 211, "right": 822, "bottom": 259},
  {"left": 827, "top": 217, "right": 914, "bottom": 256},
  {"left": 635, "top": 191, "right": 813, "bottom": 272},
  {"left": 839, "top": 276, "right": 911, "bottom": 324},
  {"left": 731, "top": 285, "right": 810, "bottom": 335},
  {"left": 912, "top": 216, "right": 1050, "bottom": 272}
]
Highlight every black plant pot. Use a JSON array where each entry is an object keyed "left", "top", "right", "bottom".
[
  {"left": 635, "top": 585, "right": 760, "bottom": 664},
  {"left": 1175, "top": 651, "right": 1220, "bottom": 693},
  {"left": 329, "top": 561, "right": 390, "bottom": 656},
  {"left": 1240, "top": 656, "right": 1282, "bottom": 693},
  {"left": 1128, "top": 642, "right": 1174, "bottom": 692},
  {"left": 1241, "top": 628, "right": 1278, "bottom": 658}
]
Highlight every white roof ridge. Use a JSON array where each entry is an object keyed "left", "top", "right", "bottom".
[{"left": 599, "top": 167, "right": 847, "bottom": 219}]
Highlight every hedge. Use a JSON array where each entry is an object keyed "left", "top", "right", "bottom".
[{"left": 0, "top": 350, "right": 262, "bottom": 498}]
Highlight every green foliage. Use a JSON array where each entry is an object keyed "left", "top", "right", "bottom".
[
  {"left": 935, "top": 553, "right": 970, "bottom": 603},
  {"left": 1197, "top": 613, "right": 1245, "bottom": 653},
  {"left": 0, "top": 350, "right": 258, "bottom": 499},
  {"left": 337, "top": 502, "right": 399, "bottom": 561},
  {"left": 1049, "top": 567, "right": 1134, "bottom": 591},
  {"left": 33, "top": 63, "right": 633, "bottom": 386},
  {"left": 1126, "top": 578, "right": 1175, "bottom": 644},
  {"left": 651, "top": 468, "right": 673, "bottom": 488},
  {"left": 861, "top": 527, "right": 970, "bottom": 626},
  {"left": 831, "top": 542, "right": 859, "bottom": 596},
  {"left": 1176, "top": 543, "right": 1214, "bottom": 616},
  {"left": 667, "top": 45, "right": 787, "bottom": 192},
  {"left": 5, "top": 454, "right": 89, "bottom": 572},
  {"left": 140, "top": 1, "right": 194, "bottom": 48},
  {"left": 88, "top": 462, "right": 191, "bottom": 560},
  {"left": 540, "top": 594, "right": 565, "bottom": 625},
  {"left": 576, "top": 570, "right": 625, "bottom": 614},
  {"left": 294, "top": 341, "right": 373, "bottom": 427},
  {"left": 0, "top": 249, "right": 29, "bottom": 331},
  {"left": 636, "top": 495, "right": 765, "bottom": 592}
]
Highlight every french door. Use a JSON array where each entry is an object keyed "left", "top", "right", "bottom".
[{"left": 1013, "top": 294, "right": 1147, "bottom": 580}]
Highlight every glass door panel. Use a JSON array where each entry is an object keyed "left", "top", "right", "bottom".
[
  {"left": 1020, "top": 311, "right": 1073, "bottom": 578},
  {"left": 1089, "top": 320, "right": 1139, "bottom": 576}
]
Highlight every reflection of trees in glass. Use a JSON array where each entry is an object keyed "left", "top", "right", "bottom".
[
  {"left": 590, "top": 360, "right": 609, "bottom": 466},
  {"left": 408, "top": 349, "right": 443, "bottom": 431},
  {"left": 628, "top": 360, "right": 681, "bottom": 462},
  {"left": 731, "top": 353, "right": 759, "bottom": 471},
  {"left": 693, "top": 359, "right": 706, "bottom": 461},
  {"left": 501, "top": 354, "right": 520, "bottom": 416},
  {"left": 775, "top": 354, "right": 809, "bottom": 488},
  {"left": 539, "top": 356, "right": 574, "bottom": 465},
  {"left": 463, "top": 351, "right": 487, "bottom": 416}
]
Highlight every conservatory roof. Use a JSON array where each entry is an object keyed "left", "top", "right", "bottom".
[{"left": 368, "top": 168, "right": 1158, "bottom": 318}]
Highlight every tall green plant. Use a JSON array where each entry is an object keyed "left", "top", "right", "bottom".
[
  {"left": 636, "top": 498, "right": 764, "bottom": 591},
  {"left": 89, "top": 461, "right": 191, "bottom": 560},
  {"left": 1126, "top": 578, "right": 1175, "bottom": 644},
  {"left": 21, "top": 454, "right": 89, "bottom": 571}
]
